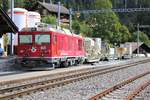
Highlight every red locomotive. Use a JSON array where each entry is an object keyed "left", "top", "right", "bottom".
[{"left": 16, "top": 26, "right": 85, "bottom": 68}]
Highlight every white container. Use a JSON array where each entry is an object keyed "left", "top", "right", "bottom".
[
  {"left": 8, "top": 8, "right": 28, "bottom": 46},
  {"left": 8, "top": 8, "right": 41, "bottom": 46},
  {"left": 94, "top": 38, "right": 101, "bottom": 50},
  {"left": 9, "top": 8, "right": 28, "bottom": 31},
  {"left": 109, "top": 48, "right": 115, "bottom": 55},
  {"left": 28, "top": 11, "right": 41, "bottom": 27}
]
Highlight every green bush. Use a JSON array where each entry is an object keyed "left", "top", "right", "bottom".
[{"left": 42, "top": 15, "right": 57, "bottom": 25}]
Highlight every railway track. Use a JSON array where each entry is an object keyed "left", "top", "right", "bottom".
[
  {"left": 0, "top": 59, "right": 149, "bottom": 100},
  {"left": 89, "top": 71, "right": 150, "bottom": 100},
  {"left": 126, "top": 80, "right": 150, "bottom": 100},
  {"left": 132, "top": 83, "right": 150, "bottom": 100}
]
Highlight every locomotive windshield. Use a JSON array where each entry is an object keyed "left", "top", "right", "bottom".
[
  {"left": 35, "top": 34, "right": 50, "bottom": 44},
  {"left": 19, "top": 35, "right": 32, "bottom": 44}
]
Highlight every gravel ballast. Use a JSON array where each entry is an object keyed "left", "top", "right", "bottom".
[
  {"left": 14, "top": 58, "right": 150, "bottom": 100},
  {"left": 133, "top": 85, "right": 150, "bottom": 100}
]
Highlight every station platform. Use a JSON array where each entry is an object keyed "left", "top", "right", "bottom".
[{"left": 0, "top": 56, "right": 16, "bottom": 71}]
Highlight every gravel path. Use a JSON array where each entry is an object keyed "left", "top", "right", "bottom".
[{"left": 15, "top": 59, "right": 150, "bottom": 100}]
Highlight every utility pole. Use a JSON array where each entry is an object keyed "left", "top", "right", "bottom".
[
  {"left": 69, "top": 8, "right": 72, "bottom": 32},
  {"left": 10, "top": 0, "right": 14, "bottom": 56},
  {"left": 137, "top": 23, "right": 140, "bottom": 57},
  {"left": 57, "top": 2, "right": 61, "bottom": 28},
  {"left": 125, "top": 0, "right": 127, "bottom": 8}
]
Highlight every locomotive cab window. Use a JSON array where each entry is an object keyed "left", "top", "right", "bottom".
[
  {"left": 35, "top": 34, "right": 50, "bottom": 44},
  {"left": 19, "top": 35, "right": 32, "bottom": 44}
]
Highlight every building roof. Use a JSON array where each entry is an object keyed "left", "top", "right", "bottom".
[
  {"left": 133, "top": 43, "right": 150, "bottom": 53},
  {"left": 0, "top": 7, "right": 18, "bottom": 36},
  {"left": 129, "top": 42, "right": 143, "bottom": 52},
  {"left": 122, "top": 42, "right": 150, "bottom": 53},
  {"left": 30, "top": 2, "right": 69, "bottom": 15}
]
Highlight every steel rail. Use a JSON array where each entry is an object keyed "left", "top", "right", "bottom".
[
  {"left": 0, "top": 59, "right": 149, "bottom": 100},
  {"left": 126, "top": 80, "right": 150, "bottom": 100},
  {"left": 89, "top": 71, "right": 150, "bottom": 100}
]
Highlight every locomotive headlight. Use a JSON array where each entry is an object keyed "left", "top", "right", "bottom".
[{"left": 20, "top": 50, "right": 24, "bottom": 53}]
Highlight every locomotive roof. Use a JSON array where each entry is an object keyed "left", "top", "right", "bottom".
[{"left": 21, "top": 26, "right": 83, "bottom": 38}]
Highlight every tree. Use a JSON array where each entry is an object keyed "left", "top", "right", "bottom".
[
  {"left": 132, "top": 31, "right": 150, "bottom": 47},
  {"left": 119, "top": 25, "right": 131, "bottom": 43},
  {"left": 24, "top": 0, "right": 37, "bottom": 9},
  {"left": 14, "top": 0, "right": 24, "bottom": 8},
  {"left": 80, "top": 22, "right": 93, "bottom": 37},
  {"left": 0, "top": 1, "right": 2, "bottom": 7},
  {"left": 42, "top": 15, "right": 57, "bottom": 25},
  {"left": 72, "top": 19, "right": 80, "bottom": 34},
  {"left": 85, "top": 0, "right": 131, "bottom": 45},
  {"left": 112, "top": 0, "right": 150, "bottom": 39},
  {"left": 72, "top": 19, "right": 93, "bottom": 36},
  {"left": 1, "top": 0, "right": 9, "bottom": 11},
  {"left": 95, "top": 0, "right": 112, "bottom": 8}
]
